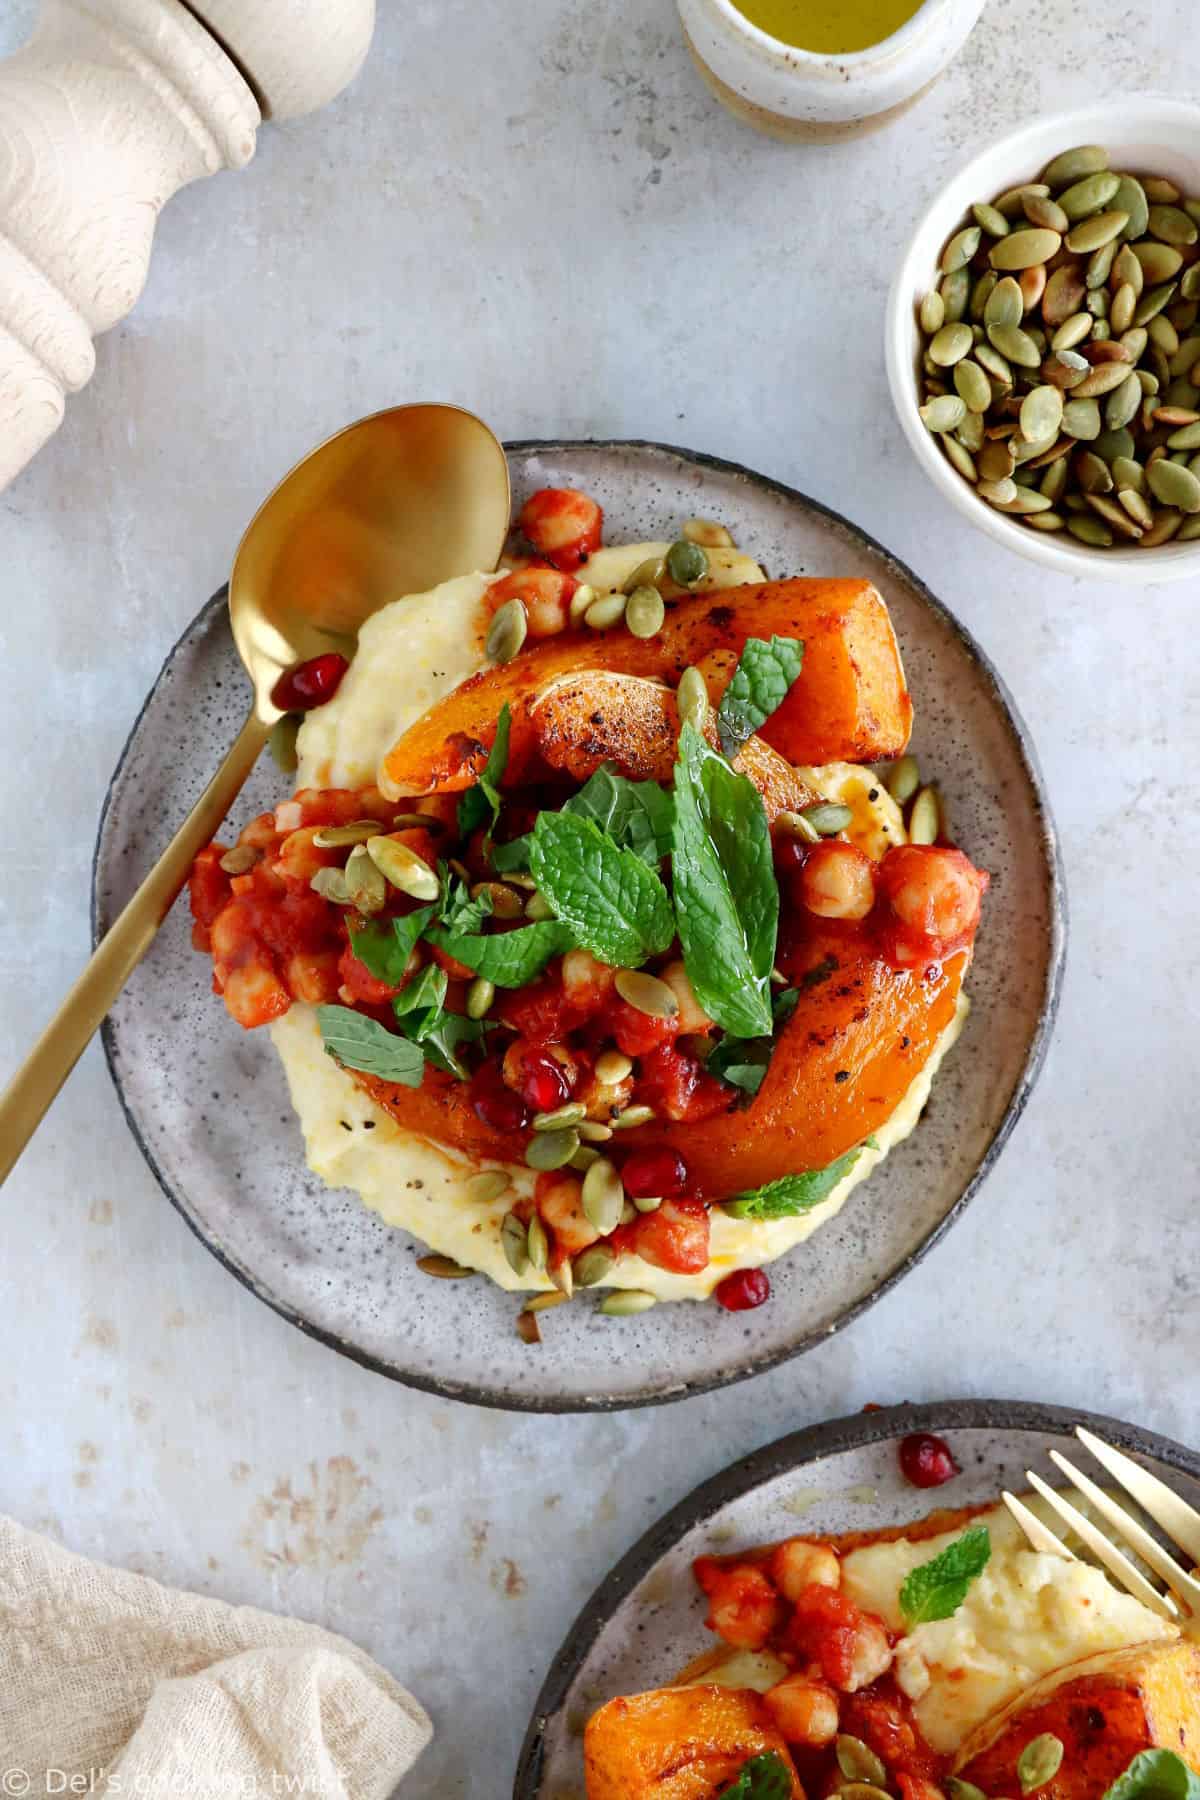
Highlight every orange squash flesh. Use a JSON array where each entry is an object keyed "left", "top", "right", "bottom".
[
  {"left": 955, "top": 1641, "right": 1200, "bottom": 1800},
  {"left": 584, "top": 1685, "right": 803, "bottom": 1800},
  {"left": 351, "top": 937, "right": 966, "bottom": 1194},
  {"left": 379, "top": 578, "right": 911, "bottom": 797}
]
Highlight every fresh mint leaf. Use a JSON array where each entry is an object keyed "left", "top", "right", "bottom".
[
  {"left": 772, "top": 986, "right": 799, "bottom": 1027},
  {"left": 706, "top": 1045, "right": 769, "bottom": 1096},
  {"left": 439, "top": 869, "right": 493, "bottom": 936},
  {"left": 316, "top": 1006, "right": 425, "bottom": 1087},
  {"left": 421, "top": 1011, "right": 489, "bottom": 1080},
  {"left": 425, "top": 920, "right": 575, "bottom": 987},
  {"left": 1104, "top": 1753, "right": 1200, "bottom": 1800},
  {"left": 899, "top": 1525, "right": 991, "bottom": 1627},
  {"left": 563, "top": 764, "right": 674, "bottom": 865},
  {"left": 457, "top": 702, "right": 511, "bottom": 837},
  {"left": 530, "top": 810, "right": 674, "bottom": 968},
  {"left": 718, "top": 1753, "right": 793, "bottom": 1800},
  {"left": 671, "top": 724, "right": 777, "bottom": 1037},
  {"left": 392, "top": 963, "right": 448, "bottom": 1032},
  {"left": 491, "top": 834, "right": 532, "bottom": 874},
  {"left": 723, "top": 1147, "right": 866, "bottom": 1219},
  {"left": 348, "top": 908, "right": 434, "bottom": 986},
  {"left": 716, "top": 636, "right": 803, "bottom": 758}
]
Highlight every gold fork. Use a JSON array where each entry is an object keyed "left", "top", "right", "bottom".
[{"left": 1003, "top": 1426, "right": 1200, "bottom": 1629}]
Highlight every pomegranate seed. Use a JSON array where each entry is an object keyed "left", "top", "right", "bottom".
[
  {"left": 620, "top": 1148, "right": 688, "bottom": 1200},
  {"left": 470, "top": 1061, "right": 530, "bottom": 1133},
  {"left": 519, "top": 1049, "right": 571, "bottom": 1114},
  {"left": 898, "top": 1431, "right": 961, "bottom": 1489},
  {"left": 715, "top": 1268, "right": 771, "bottom": 1312},
  {"left": 271, "top": 653, "right": 349, "bottom": 712}
]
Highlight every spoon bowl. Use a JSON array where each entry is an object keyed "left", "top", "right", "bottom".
[{"left": 0, "top": 402, "right": 510, "bottom": 1182}]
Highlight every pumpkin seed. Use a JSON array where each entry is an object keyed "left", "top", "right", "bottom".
[
  {"left": 985, "top": 275, "right": 1024, "bottom": 328},
  {"left": 1067, "top": 210, "right": 1128, "bottom": 255},
  {"left": 578, "top": 1120, "right": 614, "bottom": 1142},
  {"left": 1042, "top": 264, "right": 1086, "bottom": 326},
  {"left": 1086, "top": 287, "right": 1110, "bottom": 320},
  {"left": 884, "top": 755, "right": 920, "bottom": 804},
  {"left": 978, "top": 438, "right": 1017, "bottom": 482},
  {"left": 801, "top": 802, "right": 854, "bottom": 835},
  {"left": 585, "top": 592, "right": 628, "bottom": 631},
  {"left": 1135, "top": 282, "right": 1181, "bottom": 328},
  {"left": 1018, "top": 1734, "right": 1065, "bottom": 1794},
  {"left": 1170, "top": 336, "right": 1200, "bottom": 377},
  {"left": 1020, "top": 264, "right": 1048, "bottom": 313},
  {"left": 1051, "top": 312, "right": 1093, "bottom": 351},
  {"left": 466, "top": 1169, "right": 510, "bottom": 1204},
  {"left": 1058, "top": 170, "right": 1121, "bottom": 220},
  {"left": 1148, "top": 459, "right": 1200, "bottom": 510},
  {"left": 1109, "top": 283, "right": 1137, "bottom": 334},
  {"left": 626, "top": 585, "right": 666, "bottom": 637},
  {"left": 568, "top": 582, "right": 596, "bottom": 623},
  {"left": 1041, "top": 457, "right": 1070, "bottom": 502},
  {"left": 1149, "top": 314, "right": 1180, "bottom": 356},
  {"left": 836, "top": 1737, "right": 889, "bottom": 1788},
  {"left": 929, "top": 322, "right": 974, "bottom": 366},
  {"left": 501, "top": 1212, "right": 529, "bottom": 1276},
  {"left": 570, "top": 1146, "right": 601, "bottom": 1172},
  {"left": 1023, "top": 510, "right": 1066, "bottom": 532},
  {"left": 988, "top": 322, "right": 1041, "bottom": 368},
  {"left": 471, "top": 880, "right": 522, "bottom": 920},
  {"left": 990, "top": 228, "right": 1061, "bottom": 270},
  {"left": 954, "top": 359, "right": 993, "bottom": 413},
  {"left": 312, "top": 819, "right": 380, "bottom": 848},
  {"left": 1020, "top": 386, "right": 1064, "bottom": 443},
  {"left": 1077, "top": 451, "right": 1113, "bottom": 494},
  {"left": 1061, "top": 397, "right": 1101, "bottom": 440},
  {"left": 595, "top": 1049, "right": 634, "bottom": 1084},
  {"left": 1067, "top": 513, "right": 1113, "bottom": 546},
  {"left": 598, "top": 1289, "right": 657, "bottom": 1316},
  {"left": 533, "top": 1102, "right": 588, "bottom": 1133},
  {"left": 949, "top": 1781, "right": 990, "bottom": 1800},
  {"left": 956, "top": 409, "right": 986, "bottom": 453},
  {"left": 581, "top": 1157, "right": 625, "bottom": 1234},
  {"left": 1183, "top": 265, "right": 1200, "bottom": 301},
  {"left": 919, "top": 290, "right": 946, "bottom": 333},
  {"left": 1086, "top": 494, "right": 1143, "bottom": 539},
  {"left": 416, "top": 1254, "right": 473, "bottom": 1279},
  {"left": 681, "top": 517, "right": 734, "bottom": 548},
  {"left": 366, "top": 835, "right": 439, "bottom": 900},
  {"left": 549, "top": 1256, "right": 575, "bottom": 1298},
  {"left": 1042, "top": 144, "right": 1108, "bottom": 187},
  {"left": 975, "top": 342, "right": 1013, "bottom": 385},
  {"left": 1113, "top": 242, "right": 1144, "bottom": 293},
  {"left": 979, "top": 477, "right": 1018, "bottom": 505},
  {"left": 345, "top": 844, "right": 387, "bottom": 913},
  {"left": 1168, "top": 421, "right": 1200, "bottom": 449},
  {"left": 1105, "top": 370, "right": 1143, "bottom": 431},
  {"left": 972, "top": 201, "right": 1010, "bottom": 238},
  {"left": 622, "top": 555, "right": 667, "bottom": 594},
  {"left": 219, "top": 844, "right": 260, "bottom": 875},
  {"left": 776, "top": 808, "right": 822, "bottom": 845},
  {"left": 1021, "top": 192, "right": 1068, "bottom": 233},
  {"left": 1121, "top": 326, "right": 1149, "bottom": 361},
  {"left": 1140, "top": 508, "right": 1184, "bottom": 545},
  {"left": 943, "top": 437, "right": 976, "bottom": 480},
  {"left": 574, "top": 1244, "right": 616, "bottom": 1288},
  {"left": 1112, "top": 175, "right": 1150, "bottom": 241},
  {"left": 268, "top": 714, "right": 301, "bottom": 772},
  {"left": 1143, "top": 176, "right": 1182, "bottom": 204},
  {"left": 630, "top": 1194, "right": 661, "bottom": 1214},
  {"left": 1073, "top": 360, "right": 1135, "bottom": 398},
  {"left": 1178, "top": 514, "right": 1200, "bottom": 540},
  {"left": 525, "top": 1128, "right": 581, "bottom": 1171},
  {"left": 486, "top": 597, "right": 527, "bottom": 663},
  {"left": 995, "top": 181, "right": 1050, "bottom": 217},
  {"left": 995, "top": 485, "right": 1054, "bottom": 513},
  {"left": 836, "top": 1788, "right": 890, "bottom": 1800},
  {"left": 310, "top": 866, "right": 351, "bottom": 904},
  {"left": 525, "top": 891, "right": 555, "bottom": 921},
  {"left": 614, "top": 969, "right": 679, "bottom": 1018},
  {"left": 942, "top": 225, "right": 982, "bottom": 272},
  {"left": 940, "top": 267, "right": 971, "bottom": 321},
  {"left": 1149, "top": 204, "right": 1198, "bottom": 247},
  {"left": 1112, "top": 456, "right": 1145, "bottom": 492},
  {"left": 1093, "top": 426, "right": 1136, "bottom": 462},
  {"left": 666, "top": 538, "right": 709, "bottom": 587},
  {"left": 467, "top": 976, "right": 495, "bottom": 1020},
  {"left": 524, "top": 1289, "right": 568, "bottom": 1314},
  {"left": 1118, "top": 488, "right": 1154, "bottom": 528},
  {"left": 526, "top": 1212, "right": 549, "bottom": 1273},
  {"left": 908, "top": 786, "right": 940, "bottom": 845},
  {"left": 610, "top": 1105, "right": 656, "bottom": 1130},
  {"left": 969, "top": 271, "right": 998, "bottom": 320},
  {"left": 676, "top": 666, "right": 710, "bottom": 731}
]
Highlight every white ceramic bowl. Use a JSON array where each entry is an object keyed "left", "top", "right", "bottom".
[
  {"left": 678, "top": 0, "right": 986, "bottom": 140},
  {"left": 886, "top": 98, "right": 1200, "bottom": 583}
]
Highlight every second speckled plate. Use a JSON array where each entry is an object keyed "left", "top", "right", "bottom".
[{"left": 93, "top": 440, "right": 1065, "bottom": 1411}]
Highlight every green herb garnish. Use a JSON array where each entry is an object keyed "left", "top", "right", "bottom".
[
  {"left": 425, "top": 920, "right": 576, "bottom": 987},
  {"left": 1103, "top": 1752, "right": 1200, "bottom": 1800},
  {"left": 347, "top": 907, "right": 435, "bottom": 986},
  {"left": 671, "top": 723, "right": 778, "bottom": 1037},
  {"left": 715, "top": 635, "right": 803, "bottom": 758},
  {"left": 456, "top": 702, "right": 511, "bottom": 837},
  {"left": 723, "top": 1146, "right": 865, "bottom": 1219},
  {"left": 898, "top": 1525, "right": 991, "bottom": 1627},
  {"left": 562, "top": 763, "right": 674, "bottom": 865},
  {"left": 316, "top": 1006, "right": 426, "bottom": 1087},
  {"left": 717, "top": 1752, "right": 793, "bottom": 1800},
  {"left": 529, "top": 810, "right": 674, "bottom": 969}
]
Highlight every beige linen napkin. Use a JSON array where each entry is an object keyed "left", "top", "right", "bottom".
[{"left": 0, "top": 1516, "right": 432, "bottom": 1799}]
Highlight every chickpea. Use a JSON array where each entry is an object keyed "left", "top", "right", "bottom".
[
  {"left": 702, "top": 1565, "right": 782, "bottom": 1650},
  {"left": 518, "top": 486, "right": 603, "bottom": 571},
  {"left": 764, "top": 1675, "right": 840, "bottom": 1747},
  {"left": 537, "top": 1175, "right": 600, "bottom": 1256},
  {"left": 770, "top": 1538, "right": 841, "bottom": 1604},
  {"left": 798, "top": 841, "right": 877, "bottom": 922},
  {"left": 488, "top": 565, "right": 576, "bottom": 638},
  {"left": 562, "top": 947, "right": 617, "bottom": 1010},
  {"left": 283, "top": 950, "right": 341, "bottom": 1004},
  {"left": 879, "top": 845, "right": 988, "bottom": 943},
  {"left": 843, "top": 1615, "right": 893, "bottom": 1691},
  {"left": 222, "top": 961, "right": 290, "bottom": 1029}
]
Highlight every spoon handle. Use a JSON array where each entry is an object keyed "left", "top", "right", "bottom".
[{"left": 0, "top": 709, "right": 271, "bottom": 1185}]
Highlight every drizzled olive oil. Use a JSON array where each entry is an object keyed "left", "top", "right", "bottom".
[{"left": 732, "top": 0, "right": 924, "bottom": 54}]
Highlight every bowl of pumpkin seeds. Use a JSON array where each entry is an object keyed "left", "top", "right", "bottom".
[{"left": 886, "top": 99, "right": 1200, "bottom": 580}]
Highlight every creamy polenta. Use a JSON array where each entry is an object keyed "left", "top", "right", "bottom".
[{"left": 267, "top": 553, "right": 967, "bottom": 1300}]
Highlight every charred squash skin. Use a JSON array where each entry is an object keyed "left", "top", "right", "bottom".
[
  {"left": 351, "top": 936, "right": 967, "bottom": 1196},
  {"left": 379, "top": 578, "right": 912, "bottom": 798},
  {"left": 584, "top": 1685, "right": 803, "bottom": 1800}
]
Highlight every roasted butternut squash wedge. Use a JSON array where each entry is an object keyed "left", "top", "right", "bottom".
[
  {"left": 955, "top": 1641, "right": 1200, "bottom": 1800},
  {"left": 378, "top": 578, "right": 911, "bottom": 798},
  {"left": 584, "top": 1684, "right": 803, "bottom": 1800}
]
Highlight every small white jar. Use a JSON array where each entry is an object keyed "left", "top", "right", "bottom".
[{"left": 677, "top": 0, "right": 987, "bottom": 140}]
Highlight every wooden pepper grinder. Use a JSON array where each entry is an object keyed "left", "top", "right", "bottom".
[{"left": 0, "top": 0, "right": 375, "bottom": 492}]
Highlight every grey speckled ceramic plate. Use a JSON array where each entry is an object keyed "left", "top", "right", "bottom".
[
  {"left": 93, "top": 442, "right": 1065, "bottom": 1412},
  {"left": 515, "top": 1399, "right": 1200, "bottom": 1798}
]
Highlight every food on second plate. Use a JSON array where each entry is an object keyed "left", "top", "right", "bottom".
[
  {"left": 585, "top": 1451, "right": 1199, "bottom": 1800},
  {"left": 917, "top": 143, "right": 1200, "bottom": 548},
  {"left": 189, "top": 487, "right": 989, "bottom": 1335}
]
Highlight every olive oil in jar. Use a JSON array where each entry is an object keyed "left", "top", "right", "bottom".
[{"left": 732, "top": 0, "right": 924, "bottom": 54}]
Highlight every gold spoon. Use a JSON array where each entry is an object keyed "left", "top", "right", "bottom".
[{"left": 0, "top": 403, "right": 511, "bottom": 1184}]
